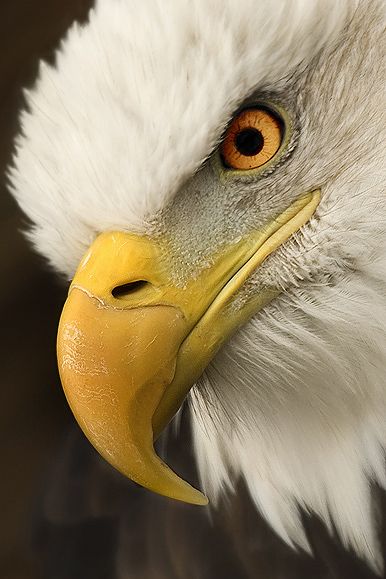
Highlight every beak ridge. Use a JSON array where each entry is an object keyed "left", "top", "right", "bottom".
[{"left": 57, "top": 190, "right": 320, "bottom": 505}]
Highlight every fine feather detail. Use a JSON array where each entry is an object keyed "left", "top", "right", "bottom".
[
  {"left": 191, "top": 258, "right": 386, "bottom": 571},
  {"left": 8, "top": 0, "right": 386, "bottom": 572},
  {"left": 9, "top": 0, "right": 357, "bottom": 276}
]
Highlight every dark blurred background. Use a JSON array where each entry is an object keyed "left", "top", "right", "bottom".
[
  {"left": 0, "top": 3, "right": 93, "bottom": 578},
  {"left": 1, "top": 4, "right": 385, "bottom": 579}
]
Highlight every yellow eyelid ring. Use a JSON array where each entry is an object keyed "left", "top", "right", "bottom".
[
  {"left": 221, "top": 107, "right": 282, "bottom": 170},
  {"left": 215, "top": 101, "right": 293, "bottom": 180}
]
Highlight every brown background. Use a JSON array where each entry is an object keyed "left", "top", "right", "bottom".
[
  {"left": 0, "top": 2, "right": 93, "bottom": 578},
  {"left": 0, "top": 3, "right": 385, "bottom": 579}
]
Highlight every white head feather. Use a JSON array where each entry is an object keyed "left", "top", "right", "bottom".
[{"left": 9, "top": 0, "right": 386, "bottom": 571}]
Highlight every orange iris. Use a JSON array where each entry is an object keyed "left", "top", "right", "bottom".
[{"left": 221, "top": 107, "right": 283, "bottom": 171}]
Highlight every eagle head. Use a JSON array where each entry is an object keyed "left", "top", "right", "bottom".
[{"left": 9, "top": 0, "right": 386, "bottom": 570}]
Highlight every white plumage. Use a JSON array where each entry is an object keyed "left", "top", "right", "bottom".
[{"left": 9, "top": 0, "right": 386, "bottom": 572}]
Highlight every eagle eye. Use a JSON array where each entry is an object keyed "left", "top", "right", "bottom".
[{"left": 220, "top": 106, "right": 283, "bottom": 171}]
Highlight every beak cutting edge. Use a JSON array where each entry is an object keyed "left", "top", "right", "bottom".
[{"left": 57, "top": 190, "right": 320, "bottom": 505}]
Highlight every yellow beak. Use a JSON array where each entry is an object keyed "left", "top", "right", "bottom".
[{"left": 57, "top": 190, "right": 320, "bottom": 505}]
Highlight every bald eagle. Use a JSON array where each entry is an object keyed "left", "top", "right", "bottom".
[{"left": 9, "top": 0, "right": 386, "bottom": 576}]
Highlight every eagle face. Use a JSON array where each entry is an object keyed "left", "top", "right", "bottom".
[{"left": 9, "top": 0, "right": 386, "bottom": 570}]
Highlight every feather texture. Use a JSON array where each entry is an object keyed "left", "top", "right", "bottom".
[
  {"left": 10, "top": 0, "right": 357, "bottom": 275},
  {"left": 8, "top": 0, "right": 386, "bottom": 572}
]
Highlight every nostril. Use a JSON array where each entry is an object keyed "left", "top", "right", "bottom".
[{"left": 112, "top": 280, "right": 149, "bottom": 299}]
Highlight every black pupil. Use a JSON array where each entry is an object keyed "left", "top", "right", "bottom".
[{"left": 235, "top": 128, "right": 264, "bottom": 157}]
